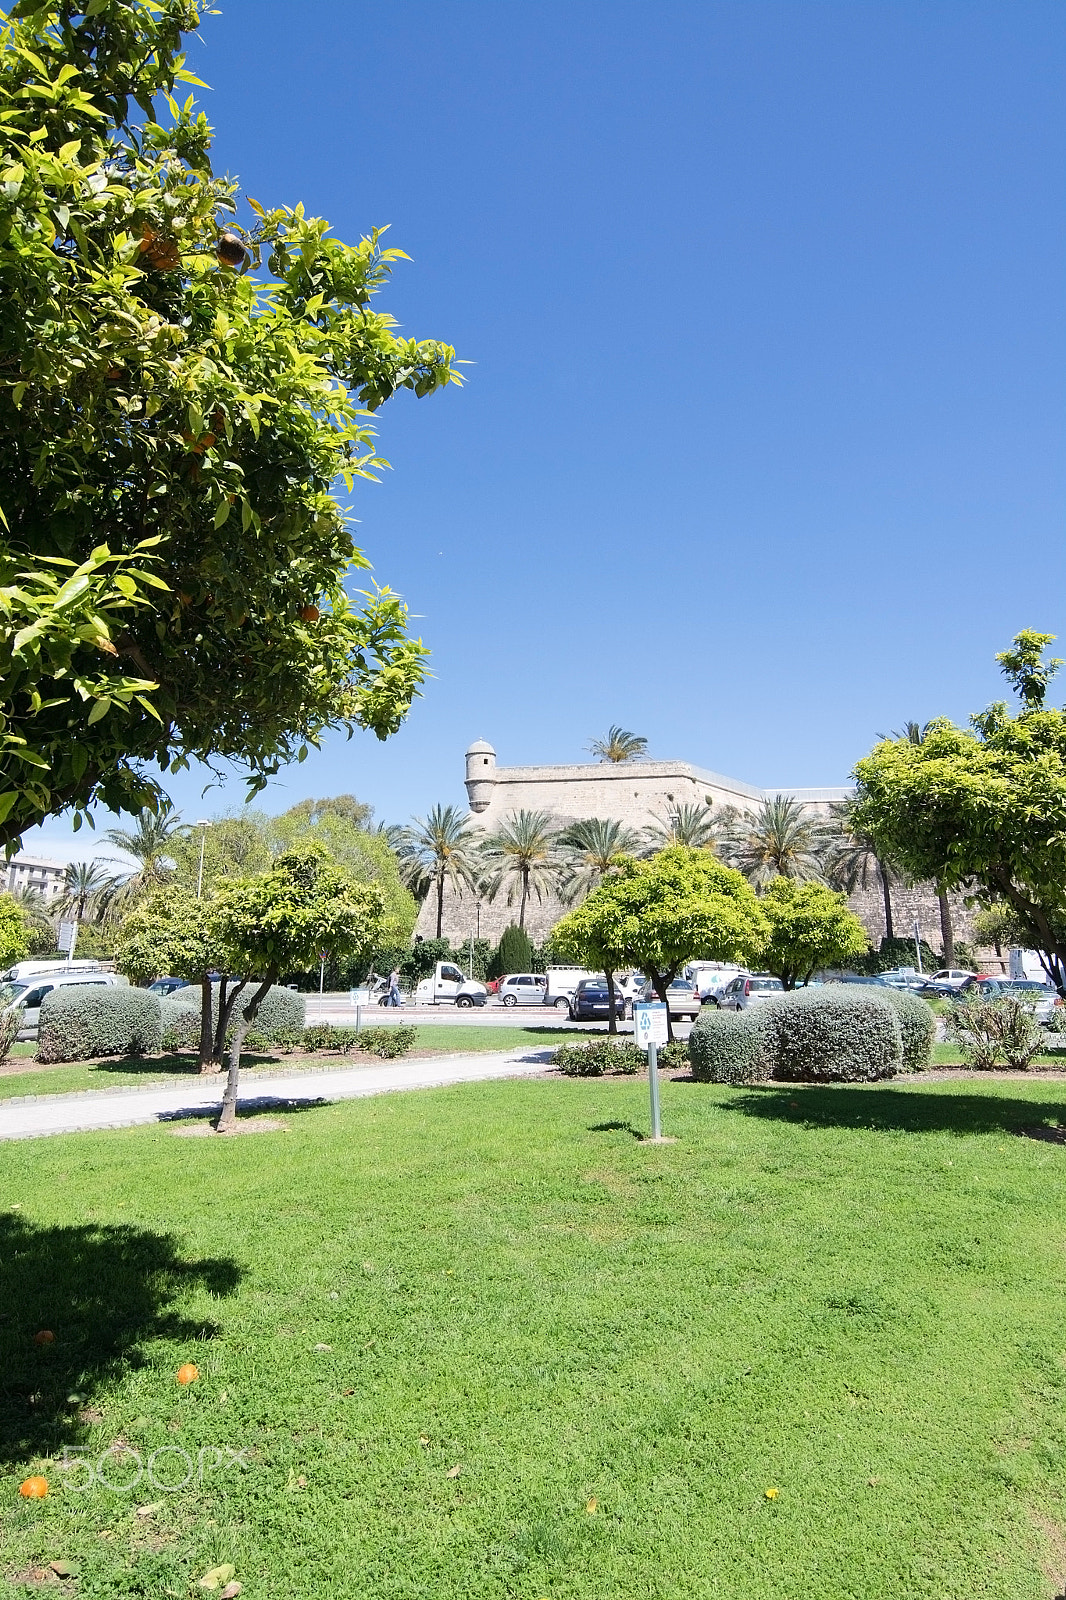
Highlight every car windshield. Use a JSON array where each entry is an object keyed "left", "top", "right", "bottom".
[
  {"left": 751, "top": 978, "right": 783, "bottom": 990},
  {"left": 0, "top": 981, "right": 26, "bottom": 1006}
]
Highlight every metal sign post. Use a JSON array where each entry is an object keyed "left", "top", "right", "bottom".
[
  {"left": 350, "top": 987, "right": 371, "bottom": 1037},
  {"left": 633, "top": 1002, "right": 672, "bottom": 1143},
  {"left": 58, "top": 921, "right": 77, "bottom": 965}
]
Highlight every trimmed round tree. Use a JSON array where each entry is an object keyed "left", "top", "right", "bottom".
[
  {"left": 210, "top": 847, "right": 385, "bottom": 1131},
  {"left": 552, "top": 846, "right": 768, "bottom": 1040},
  {"left": 758, "top": 876, "right": 869, "bottom": 989}
]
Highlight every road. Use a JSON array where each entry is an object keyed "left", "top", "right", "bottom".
[{"left": 0, "top": 1049, "right": 554, "bottom": 1142}]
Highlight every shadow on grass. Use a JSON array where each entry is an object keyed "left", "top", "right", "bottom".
[
  {"left": 717, "top": 1083, "right": 1066, "bottom": 1139},
  {"left": 75, "top": 1051, "right": 277, "bottom": 1079},
  {"left": 0, "top": 1215, "right": 241, "bottom": 1467},
  {"left": 588, "top": 1120, "right": 643, "bottom": 1139}
]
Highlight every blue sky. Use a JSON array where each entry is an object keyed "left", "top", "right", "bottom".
[{"left": 25, "top": 0, "right": 1066, "bottom": 861}]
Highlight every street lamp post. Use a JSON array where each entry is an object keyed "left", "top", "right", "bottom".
[{"left": 196, "top": 820, "right": 210, "bottom": 899}]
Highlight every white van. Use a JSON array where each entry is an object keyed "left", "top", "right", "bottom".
[
  {"left": 542, "top": 966, "right": 594, "bottom": 1012},
  {"left": 1, "top": 958, "right": 110, "bottom": 985},
  {"left": 685, "top": 962, "right": 747, "bottom": 1001},
  {"left": 2, "top": 970, "right": 126, "bottom": 1040}
]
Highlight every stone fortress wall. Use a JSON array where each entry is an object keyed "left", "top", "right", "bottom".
[{"left": 416, "top": 741, "right": 985, "bottom": 964}]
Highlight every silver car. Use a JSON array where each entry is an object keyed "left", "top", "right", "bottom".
[
  {"left": 639, "top": 978, "right": 700, "bottom": 1021},
  {"left": 498, "top": 973, "right": 549, "bottom": 1007},
  {"left": 716, "top": 974, "right": 784, "bottom": 1011}
]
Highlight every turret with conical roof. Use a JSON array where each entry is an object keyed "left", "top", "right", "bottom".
[{"left": 465, "top": 739, "right": 497, "bottom": 813}]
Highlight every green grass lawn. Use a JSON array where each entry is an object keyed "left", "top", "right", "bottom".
[
  {"left": 0, "top": 1026, "right": 575, "bottom": 1103},
  {"left": 4, "top": 1075, "right": 1066, "bottom": 1597}
]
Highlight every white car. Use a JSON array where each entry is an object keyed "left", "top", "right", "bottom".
[{"left": 927, "top": 969, "right": 976, "bottom": 991}]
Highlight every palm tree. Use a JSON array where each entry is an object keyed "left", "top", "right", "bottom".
[
  {"left": 824, "top": 801, "right": 899, "bottom": 942},
  {"left": 723, "top": 795, "right": 828, "bottom": 891},
  {"left": 480, "top": 810, "right": 561, "bottom": 930},
  {"left": 557, "top": 817, "right": 642, "bottom": 906},
  {"left": 392, "top": 804, "right": 480, "bottom": 939},
  {"left": 586, "top": 726, "right": 649, "bottom": 764},
  {"left": 59, "top": 860, "right": 118, "bottom": 922},
  {"left": 103, "top": 799, "right": 184, "bottom": 907},
  {"left": 643, "top": 801, "right": 718, "bottom": 852},
  {"left": 890, "top": 720, "right": 957, "bottom": 966}
]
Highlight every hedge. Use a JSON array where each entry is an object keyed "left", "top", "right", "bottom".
[
  {"left": 38, "top": 985, "right": 161, "bottom": 1063},
  {"left": 553, "top": 1038, "right": 644, "bottom": 1076},
  {"left": 688, "top": 1009, "right": 773, "bottom": 1085},
  {"left": 766, "top": 986, "right": 901, "bottom": 1083},
  {"left": 876, "top": 986, "right": 935, "bottom": 1072}
]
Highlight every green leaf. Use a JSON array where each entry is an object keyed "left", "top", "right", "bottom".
[
  {"left": 213, "top": 499, "right": 232, "bottom": 528},
  {"left": 86, "top": 697, "right": 112, "bottom": 725}
]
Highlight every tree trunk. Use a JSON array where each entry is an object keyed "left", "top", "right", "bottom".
[
  {"left": 605, "top": 968, "right": 618, "bottom": 1036},
  {"left": 214, "top": 975, "right": 274, "bottom": 1133},
  {"left": 878, "top": 859, "right": 895, "bottom": 942},
  {"left": 197, "top": 971, "right": 216, "bottom": 1073},
  {"left": 651, "top": 971, "right": 674, "bottom": 1043},
  {"left": 213, "top": 976, "right": 247, "bottom": 1067},
  {"left": 518, "top": 873, "right": 528, "bottom": 931},
  {"left": 435, "top": 872, "right": 444, "bottom": 940},
  {"left": 938, "top": 888, "right": 954, "bottom": 968}
]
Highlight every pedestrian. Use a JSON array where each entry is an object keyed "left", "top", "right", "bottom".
[{"left": 388, "top": 967, "right": 401, "bottom": 1008}]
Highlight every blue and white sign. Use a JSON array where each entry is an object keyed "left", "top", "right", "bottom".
[{"left": 633, "top": 1002, "right": 668, "bottom": 1049}]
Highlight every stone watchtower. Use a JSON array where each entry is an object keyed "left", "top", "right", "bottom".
[{"left": 464, "top": 739, "right": 497, "bottom": 813}]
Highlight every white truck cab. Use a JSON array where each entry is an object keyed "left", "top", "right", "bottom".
[{"left": 414, "top": 961, "right": 488, "bottom": 1008}]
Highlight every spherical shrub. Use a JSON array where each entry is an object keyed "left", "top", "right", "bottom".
[
  {"left": 876, "top": 986, "right": 935, "bottom": 1072},
  {"left": 157, "top": 983, "right": 307, "bottom": 1052},
  {"left": 688, "top": 1009, "right": 772, "bottom": 1085},
  {"left": 765, "top": 985, "right": 901, "bottom": 1082},
  {"left": 38, "top": 985, "right": 161, "bottom": 1063}
]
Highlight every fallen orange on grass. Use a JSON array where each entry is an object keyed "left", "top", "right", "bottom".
[
  {"left": 19, "top": 1476, "right": 48, "bottom": 1499},
  {"left": 33, "top": 1330, "right": 55, "bottom": 1345},
  {"left": 176, "top": 1363, "right": 200, "bottom": 1385}
]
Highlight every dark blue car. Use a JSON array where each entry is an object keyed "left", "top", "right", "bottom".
[{"left": 569, "top": 979, "right": 626, "bottom": 1021}]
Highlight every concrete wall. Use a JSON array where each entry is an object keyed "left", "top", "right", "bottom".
[{"left": 414, "top": 742, "right": 979, "bottom": 959}]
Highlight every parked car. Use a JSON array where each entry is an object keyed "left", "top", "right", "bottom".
[
  {"left": 499, "top": 973, "right": 549, "bottom": 1007},
  {"left": 147, "top": 976, "right": 189, "bottom": 996},
  {"left": 927, "top": 969, "right": 976, "bottom": 991},
  {"left": 716, "top": 974, "right": 785, "bottom": 1011},
  {"left": 569, "top": 978, "right": 626, "bottom": 1022},
  {"left": 1, "top": 971, "right": 126, "bottom": 1040},
  {"left": 955, "top": 976, "right": 1062, "bottom": 1024},
  {"left": 639, "top": 978, "right": 701, "bottom": 1021}
]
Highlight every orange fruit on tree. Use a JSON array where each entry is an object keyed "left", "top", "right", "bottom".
[
  {"left": 216, "top": 231, "right": 246, "bottom": 268},
  {"left": 299, "top": 605, "right": 320, "bottom": 622},
  {"left": 19, "top": 1476, "right": 48, "bottom": 1498},
  {"left": 176, "top": 1363, "right": 199, "bottom": 1385},
  {"left": 33, "top": 1330, "right": 54, "bottom": 1345}
]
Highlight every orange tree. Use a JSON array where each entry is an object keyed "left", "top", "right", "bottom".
[
  {"left": 210, "top": 846, "right": 384, "bottom": 1131},
  {"left": 0, "top": 1, "right": 459, "bottom": 848},
  {"left": 552, "top": 846, "right": 768, "bottom": 1040}
]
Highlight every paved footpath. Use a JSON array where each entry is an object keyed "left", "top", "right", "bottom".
[{"left": 0, "top": 1050, "right": 553, "bottom": 1141}]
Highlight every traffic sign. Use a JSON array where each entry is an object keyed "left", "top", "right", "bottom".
[{"left": 633, "top": 1002, "right": 668, "bottom": 1049}]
